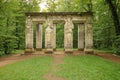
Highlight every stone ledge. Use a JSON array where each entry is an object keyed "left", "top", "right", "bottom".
[
  {"left": 78, "top": 48, "right": 84, "bottom": 51},
  {"left": 24, "top": 48, "right": 34, "bottom": 54},
  {"left": 53, "top": 48, "right": 56, "bottom": 51},
  {"left": 84, "top": 49, "right": 94, "bottom": 54},
  {"left": 65, "top": 49, "right": 73, "bottom": 53},
  {"left": 45, "top": 48, "right": 53, "bottom": 54},
  {"left": 36, "top": 48, "right": 42, "bottom": 51}
]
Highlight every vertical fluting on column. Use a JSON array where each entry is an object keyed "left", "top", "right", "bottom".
[
  {"left": 64, "top": 16, "right": 74, "bottom": 53},
  {"left": 84, "top": 16, "right": 94, "bottom": 54},
  {"left": 78, "top": 23, "right": 85, "bottom": 51},
  {"left": 53, "top": 23, "right": 56, "bottom": 51},
  {"left": 36, "top": 23, "right": 42, "bottom": 51},
  {"left": 25, "top": 16, "right": 34, "bottom": 53}
]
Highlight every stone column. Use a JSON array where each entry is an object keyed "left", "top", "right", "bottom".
[
  {"left": 36, "top": 23, "right": 42, "bottom": 51},
  {"left": 78, "top": 23, "right": 85, "bottom": 51},
  {"left": 84, "top": 16, "right": 93, "bottom": 54},
  {"left": 64, "top": 16, "right": 74, "bottom": 53},
  {"left": 25, "top": 16, "right": 34, "bottom": 53},
  {"left": 45, "top": 17, "right": 54, "bottom": 53},
  {"left": 53, "top": 23, "right": 56, "bottom": 51}
]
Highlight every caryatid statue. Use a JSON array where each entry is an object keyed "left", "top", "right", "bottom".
[
  {"left": 64, "top": 17, "right": 74, "bottom": 47},
  {"left": 26, "top": 16, "right": 33, "bottom": 48},
  {"left": 45, "top": 20, "right": 53, "bottom": 48}
]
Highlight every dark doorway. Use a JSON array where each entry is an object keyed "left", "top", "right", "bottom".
[{"left": 73, "top": 23, "right": 78, "bottom": 49}]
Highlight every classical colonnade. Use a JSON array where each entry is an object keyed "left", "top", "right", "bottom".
[{"left": 25, "top": 12, "right": 93, "bottom": 54}]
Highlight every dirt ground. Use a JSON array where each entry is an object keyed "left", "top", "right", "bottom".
[
  {"left": 0, "top": 51, "right": 120, "bottom": 67},
  {"left": 94, "top": 52, "right": 120, "bottom": 64},
  {"left": 43, "top": 54, "right": 65, "bottom": 80}
]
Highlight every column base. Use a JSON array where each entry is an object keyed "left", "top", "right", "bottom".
[
  {"left": 36, "top": 48, "right": 42, "bottom": 51},
  {"left": 24, "top": 48, "right": 34, "bottom": 54},
  {"left": 78, "top": 48, "right": 84, "bottom": 51},
  {"left": 53, "top": 48, "right": 56, "bottom": 51},
  {"left": 45, "top": 48, "right": 53, "bottom": 53},
  {"left": 84, "top": 48, "right": 94, "bottom": 54},
  {"left": 65, "top": 48, "right": 73, "bottom": 53}
]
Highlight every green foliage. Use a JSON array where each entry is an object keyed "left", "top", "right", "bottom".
[
  {"left": 113, "top": 35, "right": 120, "bottom": 55},
  {"left": 56, "top": 23, "right": 64, "bottom": 48},
  {"left": 73, "top": 24, "right": 78, "bottom": 48},
  {"left": 93, "top": 0, "right": 117, "bottom": 51},
  {"left": 0, "top": 35, "right": 18, "bottom": 55},
  {"left": 0, "top": 0, "right": 40, "bottom": 55},
  {"left": 55, "top": 55, "right": 120, "bottom": 80}
]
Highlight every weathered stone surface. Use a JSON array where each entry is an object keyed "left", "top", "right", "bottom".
[
  {"left": 25, "top": 16, "right": 34, "bottom": 53},
  {"left": 45, "top": 17, "right": 54, "bottom": 52},
  {"left": 36, "top": 23, "right": 42, "bottom": 51},
  {"left": 64, "top": 16, "right": 74, "bottom": 52},
  {"left": 53, "top": 24, "right": 56, "bottom": 50},
  {"left": 25, "top": 12, "right": 93, "bottom": 54},
  {"left": 78, "top": 23, "right": 85, "bottom": 51},
  {"left": 84, "top": 16, "right": 93, "bottom": 53}
]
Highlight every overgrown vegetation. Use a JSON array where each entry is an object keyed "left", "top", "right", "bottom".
[
  {"left": 0, "top": 35, "right": 18, "bottom": 55},
  {"left": 0, "top": 0, "right": 120, "bottom": 55},
  {"left": 0, "top": 0, "right": 40, "bottom": 55}
]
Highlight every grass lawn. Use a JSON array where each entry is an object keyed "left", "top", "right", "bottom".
[
  {"left": 55, "top": 55, "right": 120, "bottom": 80},
  {"left": 0, "top": 56, "right": 53, "bottom": 80},
  {"left": 0, "top": 55, "right": 120, "bottom": 80}
]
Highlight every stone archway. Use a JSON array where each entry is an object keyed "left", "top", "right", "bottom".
[{"left": 24, "top": 12, "right": 93, "bottom": 54}]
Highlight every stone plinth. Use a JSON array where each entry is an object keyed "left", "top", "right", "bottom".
[
  {"left": 36, "top": 48, "right": 42, "bottom": 51},
  {"left": 45, "top": 48, "right": 53, "bottom": 53},
  {"left": 84, "top": 48, "right": 94, "bottom": 54},
  {"left": 24, "top": 48, "right": 34, "bottom": 54},
  {"left": 65, "top": 48, "right": 73, "bottom": 53}
]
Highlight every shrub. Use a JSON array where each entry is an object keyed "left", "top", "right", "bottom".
[
  {"left": 113, "top": 35, "right": 120, "bottom": 55},
  {"left": 0, "top": 35, "right": 18, "bottom": 55}
]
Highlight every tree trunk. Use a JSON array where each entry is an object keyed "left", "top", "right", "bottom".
[{"left": 105, "top": 0, "right": 120, "bottom": 35}]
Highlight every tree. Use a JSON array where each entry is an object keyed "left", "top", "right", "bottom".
[
  {"left": 0, "top": 0, "right": 41, "bottom": 55},
  {"left": 105, "top": 0, "right": 120, "bottom": 35}
]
